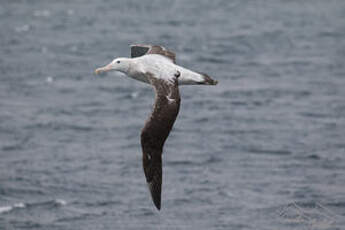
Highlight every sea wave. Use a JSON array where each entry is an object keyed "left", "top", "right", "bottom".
[
  {"left": 0, "top": 199, "right": 66, "bottom": 215},
  {"left": 0, "top": 202, "right": 25, "bottom": 214}
]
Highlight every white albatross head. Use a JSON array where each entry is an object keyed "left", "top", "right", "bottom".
[{"left": 95, "top": 57, "right": 131, "bottom": 75}]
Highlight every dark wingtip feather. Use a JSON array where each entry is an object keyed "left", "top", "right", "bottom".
[
  {"left": 154, "top": 200, "right": 161, "bottom": 210},
  {"left": 147, "top": 181, "right": 161, "bottom": 211}
]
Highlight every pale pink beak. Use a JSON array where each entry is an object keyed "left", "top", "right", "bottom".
[{"left": 94, "top": 63, "right": 112, "bottom": 75}]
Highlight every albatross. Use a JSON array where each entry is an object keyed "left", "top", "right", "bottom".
[{"left": 95, "top": 44, "right": 218, "bottom": 210}]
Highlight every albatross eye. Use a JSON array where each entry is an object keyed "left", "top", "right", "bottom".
[{"left": 116, "top": 60, "right": 121, "bottom": 64}]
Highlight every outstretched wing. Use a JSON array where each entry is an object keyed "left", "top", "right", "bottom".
[
  {"left": 141, "top": 72, "right": 180, "bottom": 210},
  {"left": 131, "top": 44, "right": 176, "bottom": 63}
]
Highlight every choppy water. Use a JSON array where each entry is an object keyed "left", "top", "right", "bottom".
[{"left": 1, "top": 0, "right": 345, "bottom": 229}]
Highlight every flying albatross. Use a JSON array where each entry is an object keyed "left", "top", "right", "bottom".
[{"left": 95, "top": 44, "right": 218, "bottom": 210}]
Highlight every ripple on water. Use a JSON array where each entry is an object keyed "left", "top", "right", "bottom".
[{"left": 247, "top": 148, "right": 292, "bottom": 156}]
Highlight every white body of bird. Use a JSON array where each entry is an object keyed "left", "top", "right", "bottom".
[
  {"left": 129, "top": 54, "right": 205, "bottom": 85},
  {"left": 96, "top": 54, "right": 216, "bottom": 85}
]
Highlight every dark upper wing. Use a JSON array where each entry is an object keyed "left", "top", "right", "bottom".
[
  {"left": 140, "top": 73, "right": 180, "bottom": 210},
  {"left": 130, "top": 44, "right": 176, "bottom": 63}
]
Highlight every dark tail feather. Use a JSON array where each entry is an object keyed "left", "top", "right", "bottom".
[{"left": 199, "top": 72, "right": 218, "bottom": 85}]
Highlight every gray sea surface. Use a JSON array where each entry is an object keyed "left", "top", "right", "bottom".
[{"left": 1, "top": 0, "right": 345, "bottom": 229}]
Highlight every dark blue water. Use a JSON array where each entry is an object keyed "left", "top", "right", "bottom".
[{"left": 1, "top": 0, "right": 345, "bottom": 229}]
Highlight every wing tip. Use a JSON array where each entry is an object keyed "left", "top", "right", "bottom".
[
  {"left": 147, "top": 182, "right": 162, "bottom": 210},
  {"left": 154, "top": 199, "right": 161, "bottom": 210},
  {"left": 130, "top": 44, "right": 176, "bottom": 63},
  {"left": 131, "top": 45, "right": 151, "bottom": 58}
]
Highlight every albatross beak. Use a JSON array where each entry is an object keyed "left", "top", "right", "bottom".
[{"left": 94, "top": 63, "right": 112, "bottom": 75}]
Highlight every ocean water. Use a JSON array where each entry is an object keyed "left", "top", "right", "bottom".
[{"left": 1, "top": 0, "right": 345, "bottom": 229}]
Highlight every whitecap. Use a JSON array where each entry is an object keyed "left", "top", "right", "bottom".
[
  {"left": 0, "top": 206, "right": 12, "bottom": 214},
  {"left": 46, "top": 76, "right": 54, "bottom": 83},
  {"left": 0, "top": 202, "right": 26, "bottom": 214},
  {"left": 131, "top": 92, "right": 139, "bottom": 98},
  {"left": 13, "top": 202, "right": 25, "bottom": 208},
  {"left": 55, "top": 199, "right": 67, "bottom": 206}
]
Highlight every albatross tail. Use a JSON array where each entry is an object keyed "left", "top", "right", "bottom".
[
  {"left": 198, "top": 72, "right": 218, "bottom": 85},
  {"left": 177, "top": 67, "right": 218, "bottom": 85}
]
